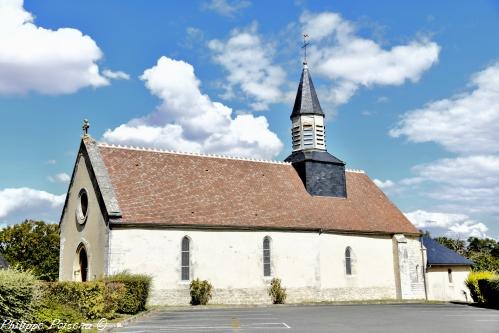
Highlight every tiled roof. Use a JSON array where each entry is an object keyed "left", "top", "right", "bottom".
[
  {"left": 422, "top": 236, "right": 473, "bottom": 266},
  {"left": 96, "top": 143, "right": 419, "bottom": 235}
]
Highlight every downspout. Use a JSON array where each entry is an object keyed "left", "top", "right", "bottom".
[{"left": 420, "top": 236, "right": 428, "bottom": 301}]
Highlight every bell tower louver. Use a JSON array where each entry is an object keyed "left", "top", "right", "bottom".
[
  {"left": 291, "top": 63, "right": 326, "bottom": 151},
  {"left": 285, "top": 42, "right": 347, "bottom": 198}
]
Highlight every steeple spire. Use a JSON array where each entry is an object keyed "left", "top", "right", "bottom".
[
  {"left": 285, "top": 36, "right": 347, "bottom": 198},
  {"left": 290, "top": 39, "right": 326, "bottom": 152}
]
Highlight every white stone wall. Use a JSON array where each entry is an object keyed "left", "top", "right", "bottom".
[
  {"left": 108, "top": 229, "right": 404, "bottom": 305},
  {"left": 426, "top": 266, "right": 471, "bottom": 302},
  {"left": 393, "top": 235, "right": 426, "bottom": 300}
]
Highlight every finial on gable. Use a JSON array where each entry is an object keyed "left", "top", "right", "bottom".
[{"left": 82, "top": 119, "right": 90, "bottom": 138}]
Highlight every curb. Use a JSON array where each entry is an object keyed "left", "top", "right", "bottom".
[{"left": 101, "top": 307, "right": 161, "bottom": 332}]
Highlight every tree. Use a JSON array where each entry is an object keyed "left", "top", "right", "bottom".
[
  {"left": 0, "top": 220, "right": 59, "bottom": 281},
  {"left": 434, "top": 236, "right": 467, "bottom": 256},
  {"left": 467, "top": 237, "right": 499, "bottom": 256}
]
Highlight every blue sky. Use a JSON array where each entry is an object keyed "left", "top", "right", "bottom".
[{"left": 1, "top": 0, "right": 499, "bottom": 239}]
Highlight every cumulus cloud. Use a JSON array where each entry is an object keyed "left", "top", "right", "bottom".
[
  {"left": 48, "top": 172, "right": 71, "bottom": 183},
  {"left": 390, "top": 62, "right": 499, "bottom": 154},
  {"left": 102, "top": 70, "right": 130, "bottom": 80},
  {"left": 301, "top": 11, "right": 440, "bottom": 107},
  {"left": 386, "top": 156, "right": 499, "bottom": 223},
  {"left": 208, "top": 24, "right": 287, "bottom": 110},
  {"left": 103, "top": 56, "right": 283, "bottom": 159},
  {"left": 203, "top": 0, "right": 251, "bottom": 17},
  {"left": 405, "top": 209, "right": 488, "bottom": 238},
  {"left": 0, "top": 187, "right": 65, "bottom": 224},
  {"left": 0, "top": 0, "right": 124, "bottom": 95},
  {"left": 373, "top": 179, "right": 395, "bottom": 190}
]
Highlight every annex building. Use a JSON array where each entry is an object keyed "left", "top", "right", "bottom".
[{"left": 59, "top": 61, "right": 471, "bottom": 304}]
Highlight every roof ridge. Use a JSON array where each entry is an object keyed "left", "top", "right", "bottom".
[
  {"left": 346, "top": 168, "right": 365, "bottom": 174},
  {"left": 97, "top": 142, "right": 292, "bottom": 165}
]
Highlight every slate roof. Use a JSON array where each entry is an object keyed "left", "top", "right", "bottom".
[
  {"left": 422, "top": 236, "right": 473, "bottom": 266},
  {"left": 92, "top": 142, "right": 419, "bottom": 235},
  {"left": 290, "top": 65, "right": 324, "bottom": 118},
  {"left": 0, "top": 254, "right": 9, "bottom": 269}
]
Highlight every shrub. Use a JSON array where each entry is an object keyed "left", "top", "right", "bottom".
[
  {"left": 190, "top": 279, "right": 213, "bottom": 305},
  {"left": 106, "top": 272, "right": 151, "bottom": 314},
  {"left": 40, "top": 281, "right": 107, "bottom": 319},
  {"left": 268, "top": 278, "right": 287, "bottom": 304},
  {"left": 0, "top": 268, "right": 37, "bottom": 321},
  {"left": 478, "top": 277, "right": 499, "bottom": 308},
  {"left": 33, "top": 300, "right": 84, "bottom": 333},
  {"left": 465, "top": 271, "right": 496, "bottom": 303}
]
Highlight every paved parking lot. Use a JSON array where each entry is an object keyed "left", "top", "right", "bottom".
[{"left": 112, "top": 303, "right": 499, "bottom": 333}]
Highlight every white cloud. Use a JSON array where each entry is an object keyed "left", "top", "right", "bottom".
[
  {"left": 102, "top": 70, "right": 130, "bottom": 80},
  {"left": 103, "top": 56, "right": 283, "bottom": 159},
  {"left": 301, "top": 11, "right": 440, "bottom": 107},
  {"left": 0, "top": 0, "right": 124, "bottom": 95},
  {"left": 405, "top": 209, "right": 488, "bottom": 238},
  {"left": 203, "top": 0, "right": 251, "bottom": 17},
  {"left": 208, "top": 24, "right": 287, "bottom": 110},
  {"left": 0, "top": 187, "right": 65, "bottom": 224},
  {"left": 45, "top": 159, "right": 57, "bottom": 165},
  {"left": 373, "top": 178, "right": 395, "bottom": 190},
  {"left": 48, "top": 172, "right": 71, "bottom": 183},
  {"left": 390, "top": 62, "right": 499, "bottom": 154}
]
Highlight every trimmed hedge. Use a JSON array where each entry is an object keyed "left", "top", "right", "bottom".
[
  {"left": 33, "top": 300, "right": 84, "bottom": 333},
  {"left": 106, "top": 272, "right": 151, "bottom": 314},
  {"left": 40, "top": 280, "right": 125, "bottom": 319},
  {"left": 190, "top": 279, "right": 213, "bottom": 305},
  {"left": 478, "top": 277, "right": 499, "bottom": 309},
  {"left": 0, "top": 268, "right": 37, "bottom": 321},
  {"left": 465, "top": 271, "right": 495, "bottom": 303}
]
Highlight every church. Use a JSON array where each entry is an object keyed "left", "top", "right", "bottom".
[{"left": 58, "top": 60, "right": 471, "bottom": 304}]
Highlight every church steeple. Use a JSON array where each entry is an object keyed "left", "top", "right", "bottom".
[
  {"left": 290, "top": 63, "right": 326, "bottom": 151},
  {"left": 285, "top": 36, "right": 347, "bottom": 198}
]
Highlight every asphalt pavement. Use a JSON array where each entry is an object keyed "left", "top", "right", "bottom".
[{"left": 111, "top": 303, "right": 499, "bottom": 333}]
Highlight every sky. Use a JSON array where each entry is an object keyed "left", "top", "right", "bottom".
[{"left": 1, "top": 0, "right": 499, "bottom": 240}]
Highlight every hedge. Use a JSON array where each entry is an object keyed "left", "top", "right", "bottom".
[
  {"left": 33, "top": 300, "right": 84, "bottom": 333},
  {"left": 40, "top": 280, "right": 125, "bottom": 319},
  {"left": 106, "top": 272, "right": 151, "bottom": 314},
  {"left": 478, "top": 277, "right": 499, "bottom": 309},
  {"left": 465, "top": 271, "right": 496, "bottom": 303},
  {"left": 0, "top": 268, "right": 37, "bottom": 321}
]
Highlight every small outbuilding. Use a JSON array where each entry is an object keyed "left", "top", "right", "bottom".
[{"left": 422, "top": 236, "right": 473, "bottom": 302}]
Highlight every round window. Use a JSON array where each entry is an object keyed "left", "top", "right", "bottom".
[{"left": 76, "top": 189, "right": 89, "bottom": 224}]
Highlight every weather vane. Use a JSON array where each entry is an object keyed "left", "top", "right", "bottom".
[
  {"left": 302, "top": 34, "right": 310, "bottom": 64},
  {"left": 82, "top": 119, "right": 90, "bottom": 137}
]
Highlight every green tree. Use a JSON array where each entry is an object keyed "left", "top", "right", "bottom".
[
  {"left": 434, "top": 236, "right": 467, "bottom": 256},
  {"left": 0, "top": 220, "right": 59, "bottom": 281},
  {"left": 467, "top": 237, "right": 499, "bottom": 256}
]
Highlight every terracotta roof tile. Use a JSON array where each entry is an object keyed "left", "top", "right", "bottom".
[{"left": 98, "top": 145, "right": 419, "bottom": 235}]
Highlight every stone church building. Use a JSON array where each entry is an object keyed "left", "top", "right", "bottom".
[{"left": 59, "top": 62, "right": 471, "bottom": 304}]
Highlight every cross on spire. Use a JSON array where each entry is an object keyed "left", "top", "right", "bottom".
[
  {"left": 82, "top": 119, "right": 90, "bottom": 137},
  {"left": 302, "top": 34, "right": 310, "bottom": 65}
]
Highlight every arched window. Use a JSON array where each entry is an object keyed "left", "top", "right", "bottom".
[
  {"left": 448, "top": 268, "right": 453, "bottom": 283},
  {"left": 345, "top": 247, "right": 353, "bottom": 275},
  {"left": 181, "top": 236, "right": 190, "bottom": 281},
  {"left": 263, "top": 236, "right": 271, "bottom": 277}
]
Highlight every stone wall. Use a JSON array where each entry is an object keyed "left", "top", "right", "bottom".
[
  {"left": 109, "top": 228, "right": 403, "bottom": 305},
  {"left": 393, "top": 234, "right": 426, "bottom": 300}
]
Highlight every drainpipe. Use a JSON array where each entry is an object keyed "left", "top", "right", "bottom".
[{"left": 420, "top": 236, "right": 428, "bottom": 301}]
